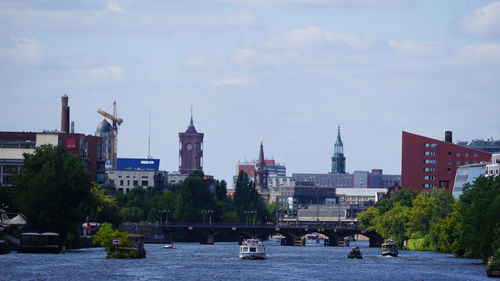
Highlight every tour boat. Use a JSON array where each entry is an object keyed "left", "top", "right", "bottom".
[
  {"left": 381, "top": 239, "right": 398, "bottom": 257},
  {"left": 17, "top": 232, "right": 62, "bottom": 254},
  {"left": 163, "top": 243, "right": 175, "bottom": 249},
  {"left": 347, "top": 246, "right": 363, "bottom": 259},
  {"left": 239, "top": 239, "right": 266, "bottom": 260}
]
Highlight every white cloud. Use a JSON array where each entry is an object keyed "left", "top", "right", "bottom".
[
  {"left": 209, "top": 77, "right": 256, "bottom": 87},
  {"left": 7, "top": 37, "right": 43, "bottom": 63},
  {"left": 184, "top": 56, "right": 224, "bottom": 70},
  {"left": 457, "top": 2, "right": 500, "bottom": 37},
  {"left": 83, "top": 66, "right": 125, "bottom": 81},
  {"left": 388, "top": 40, "right": 442, "bottom": 56},
  {"left": 219, "top": 0, "right": 413, "bottom": 8},
  {"left": 107, "top": 2, "right": 126, "bottom": 13},
  {"left": 268, "top": 26, "right": 362, "bottom": 49},
  {"left": 232, "top": 49, "right": 299, "bottom": 65},
  {"left": 459, "top": 44, "right": 500, "bottom": 65}
]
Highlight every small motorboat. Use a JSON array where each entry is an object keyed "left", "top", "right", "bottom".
[
  {"left": 347, "top": 246, "right": 363, "bottom": 259},
  {"left": 239, "top": 239, "right": 266, "bottom": 260},
  {"left": 163, "top": 243, "right": 175, "bottom": 249},
  {"left": 381, "top": 239, "right": 398, "bottom": 257}
]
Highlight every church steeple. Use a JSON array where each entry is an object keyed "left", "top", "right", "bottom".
[
  {"left": 255, "top": 139, "right": 268, "bottom": 191},
  {"left": 331, "top": 125, "right": 346, "bottom": 174}
]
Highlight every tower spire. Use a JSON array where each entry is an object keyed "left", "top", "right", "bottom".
[
  {"left": 332, "top": 124, "right": 346, "bottom": 174},
  {"left": 190, "top": 105, "right": 194, "bottom": 126},
  {"left": 258, "top": 138, "right": 265, "bottom": 166}
]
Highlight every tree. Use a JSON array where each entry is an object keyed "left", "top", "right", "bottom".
[
  {"left": 173, "top": 171, "right": 214, "bottom": 222},
  {"left": 459, "top": 176, "right": 500, "bottom": 261},
  {"left": 374, "top": 202, "right": 411, "bottom": 246},
  {"left": 89, "top": 185, "right": 121, "bottom": 226},
  {"left": 14, "top": 145, "right": 92, "bottom": 245},
  {"left": 233, "top": 171, "right": 269, "bottom": 223}
]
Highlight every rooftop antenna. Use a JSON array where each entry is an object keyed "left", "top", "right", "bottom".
[{"left": 147, "top": 110, "right": 152, "bottom": 159}]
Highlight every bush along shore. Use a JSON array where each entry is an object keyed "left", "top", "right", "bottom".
[{"left": 357, "top": 176, "right": 500, "bottom": 264}]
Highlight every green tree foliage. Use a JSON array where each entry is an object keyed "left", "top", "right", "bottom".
[
  {"left": 174, "top": 171, "right": 214, "bottom": 222},
  {"left": 459, "top": 176, "right": 500, "bottom": 261},
  {"left": 356, "top": 206, "right": 380, "bottom": 232},
  {"left": 374, "top": 202, "right": 411, "bottom": 246},
  {"left": 14, "top": 145, "right": 92, "bottom": 244},
  {"left": 120, "top": 207, "right": 145, "bottom": 222},
  {"left": 92, "top": 222, "right": 130, "bottom": 251},
  {"left": 89, "top": 185, "right": 121, "bottom": 225},
  {"left": 233, "top": 171, "right": 270, "bottom": 223}
]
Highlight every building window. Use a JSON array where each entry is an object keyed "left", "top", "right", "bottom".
[
  {"left": 424, "top": 143, "right": 438, "bottom": 148},
  {"left": 423, "top": 184, "right": 436, "bottom": 188},
  {"left": 141, "top": 181, "right": 148, "bottom": 186},
  {"left": 465, "top": 152, "right": 469, "bottom": 157},
  {"left": 424, "top": 167, "right": 436, "bottom": 172},
  {"left": 120, "top": 180, "right": 123, "bottom": 186},
  {"left": 424, "top": 176, "right": 436, "bottom": 180},
  {"left": 424, "top": 159, "right": 437, "bottom": 164},
  {"left": 456, "top": 152, "right": 461, "bottom": 157},
  {"left": 424, "top": 151, "right": 437, "bottom": 156},
  {"left": 464, "top": 160, "right": 469, "bottom": 165},
  {"left": 447, "top": 168, "right": 451, "bottom": 172},
  {"left": 133, "top": 180, "right": 138, "bottom": 186},
  {"left": 474, "top": 152, "right": 478, "bottom": 157},
  {"left": 456, "top": 160, "right": 461, "bottom": 165},
  {"left": 448, "top": 160, "right": 452, "bottom": 164},
  {"left": 448, "top": 151, "right": 451, "bottom": 156}
]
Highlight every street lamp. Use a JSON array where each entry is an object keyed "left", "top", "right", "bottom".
[
  {"left": 244, "top": 210, "right": 256, "bottom": 226},
  {"left": 202, "top": 209, "right": 213, "bottom": 226},
  {"left": 165, "top": 209, "right": 171, "bottom": 225}
]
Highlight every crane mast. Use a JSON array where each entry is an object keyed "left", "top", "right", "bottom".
[{"left": 97, "top": 101, "right": 123, "bottom": 169}]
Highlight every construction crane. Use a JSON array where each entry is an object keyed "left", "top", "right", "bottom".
[{"left": 97, "top": 101, "right": 123, "bottom": 169}]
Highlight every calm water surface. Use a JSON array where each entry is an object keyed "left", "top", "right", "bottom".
[{"left": 0, "top": 241, "right": 489, "bottom": 281}]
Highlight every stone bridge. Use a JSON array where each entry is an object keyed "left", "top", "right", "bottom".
[{"left": 119, "top": 222, "right": 383, "bottom": 247}]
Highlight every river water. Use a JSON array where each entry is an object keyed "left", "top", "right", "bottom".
[{"left": 0, "top": 241, "right": 490, "bottom": 281}]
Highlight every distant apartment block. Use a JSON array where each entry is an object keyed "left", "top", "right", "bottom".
[
  {"left": 401, "top": 131, "right": 491, "bottom": 192},
  {"left": 106, "top": 158, "right": 167, "bottom": 193},
  {"left": 292, "top": 169, "right": 400, "bottom": 189},
  {"left": 0, "top": 131, "right": 105, "bottom": 186}
]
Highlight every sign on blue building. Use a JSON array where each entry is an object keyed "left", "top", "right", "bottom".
[{"left": 116, "top": 158, "right": 160, "bottom": 171}]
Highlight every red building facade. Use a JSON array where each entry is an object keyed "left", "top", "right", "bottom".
[{"left": 401, "top": 131, "right": 491, "bottom": 192}]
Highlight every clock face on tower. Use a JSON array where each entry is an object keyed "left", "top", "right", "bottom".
[{"left": 186, "top": 143, "right": 193, "bottom": 151}]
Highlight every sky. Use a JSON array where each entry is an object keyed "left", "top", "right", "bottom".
[{"left": 1, "top": 0, "right": 500, "bottom": 187}]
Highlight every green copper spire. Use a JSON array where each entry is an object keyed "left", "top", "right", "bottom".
[{"left": 332, "top": 125, "right": 346, "bottom": 174}]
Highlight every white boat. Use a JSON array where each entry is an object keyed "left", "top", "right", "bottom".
[
  {"left": 163, "top": 243, "right": 175, "bottom": 249},
  {"left": 381, "top": 239, "right": 398, "bottom": 257},
  {"left": 239, "top": 239, "right": 266, "bottom": 260}
]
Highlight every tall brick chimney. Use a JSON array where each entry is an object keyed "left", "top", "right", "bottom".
[
  {"left": 61, "top": 95, "right": 70, "bottom": 133},
  {"left": 445, "top": 131, "right": 452, "bottom": 143}
]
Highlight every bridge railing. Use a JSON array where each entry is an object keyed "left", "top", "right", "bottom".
[{"left": 123, "top": 221, "right": 362, "bottom": 231}]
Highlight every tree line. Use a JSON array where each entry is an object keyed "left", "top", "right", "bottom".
[
  {"left": 2, "top": 145, "right": 273, "bottom": 247},
  {"left": 357, "top": 176, "right": 500, "bottom": 262}
]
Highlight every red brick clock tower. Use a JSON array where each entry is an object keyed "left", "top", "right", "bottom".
[{"left": 179, "top": 114, "right": 204, "bottom": 175}]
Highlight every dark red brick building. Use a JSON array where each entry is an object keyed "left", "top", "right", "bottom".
[
  {"left": 401, "top": 131, "right": 491, "bottom": 192},
  {"left": 179, "top": 115, "right": 204, "bottom": 175}
]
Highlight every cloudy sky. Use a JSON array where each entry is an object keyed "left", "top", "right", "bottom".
[{"left": 1, "top": 0, "right": 500, "bottom": 186}]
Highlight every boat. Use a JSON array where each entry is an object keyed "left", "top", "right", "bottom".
[
  {"left": 163, "top": 243, "right": 175, "bottom": 249},
  {"left": 381, "top": 239, "right": 398, "bottom": 257},
  {"left": 239, "top": 239, "right": 266, "bottom": 260},
  {"left": 487, "top": 255, "right": 500, "bottom": 277},
  {"left": 347, "top": 246, "right": 363, "bottom": 259},
  {"left": 17, "top": 232, "right": 62, "bottom": 254}
]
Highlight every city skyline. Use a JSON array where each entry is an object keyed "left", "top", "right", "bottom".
[{"left": 1, "top": 0, "right": 500, "bottom": 184}]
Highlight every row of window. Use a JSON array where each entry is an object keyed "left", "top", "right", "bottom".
[
  {"left": 424, "top": 176, "right": 436, "bottom": 180},
  {"left": 424, "top": 159, "right": 479, "bottom": 165},
  {"left": 423, "top": 184, "right": 436, "bottom": 188},
  {"left": 118, "top": 180, "right": 149, "bottom": 187},
  {"left": 424, "top": 151, "right": 479, "bottom": 157},
  {"left": 424, "top": 143, "right": 438, "bottom": 148}
]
